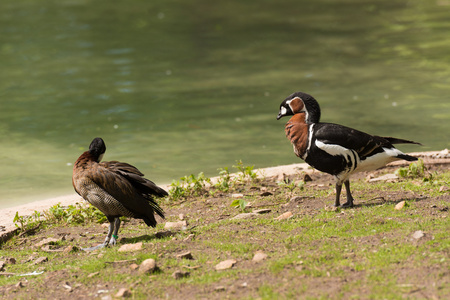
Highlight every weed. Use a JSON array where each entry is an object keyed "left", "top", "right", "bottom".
[
  {"left": 278, "top": 179, "right": 305, "bottom": 192},
  {"left": 230, "top": 198, "right": 248, "bottom": 212},
  {"left": 395, "top": 159, "right": 426, "bottom": 178},
  {"left": 233, "top": 160, "right": 257, "bottom": 183},
  {"left": 215, "top": 167, "right": 231, "bottom": 192},
  {"left": 169, "top": 172, "right": 211, "bottom": 200},
  {"left": 13, "top": 210, "right": 42, "bottom": 231},
  {"left": 168, "top": 161, "right": 258, "bottom": 200},
  {"left": 44, "top": 203, "right": 107, "bottom": 225}
]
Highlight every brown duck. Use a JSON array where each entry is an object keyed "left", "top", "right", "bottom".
[{"left": 72, "top": 137, "right": 167, "bottom": 250}]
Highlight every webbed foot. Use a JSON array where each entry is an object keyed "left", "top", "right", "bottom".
[{"left": 340, "top": 201, "right": 354, "bottom": 208}]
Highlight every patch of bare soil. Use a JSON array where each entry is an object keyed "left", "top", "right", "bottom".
[{"left": 0, "top": 164, "right": 449, "bottom": 299}]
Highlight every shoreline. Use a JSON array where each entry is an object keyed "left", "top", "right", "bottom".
[
  {"left": 1, "top": 150, "right": 448, "bottom": 234},
  {"left": 0, "top": 162, "right": 312, "bottom": 230}
]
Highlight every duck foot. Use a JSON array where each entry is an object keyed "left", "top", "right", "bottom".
[{"left": 340, "top": 201, "right": 354, "bottom": 208}]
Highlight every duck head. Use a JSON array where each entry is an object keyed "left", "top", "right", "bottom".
[
  {"left": 89, "top": 137, "right": 106, "bottom": 162},
  {"left": 277, "top": 92, "right": 321, "bottom": 123}
]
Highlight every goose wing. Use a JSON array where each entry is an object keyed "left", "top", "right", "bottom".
[
  {"left": 89, "top": 161, "right": 165, "bottom": 219},
  {"left": 313, "top": 123, "right": 390, "bottom": 159}
]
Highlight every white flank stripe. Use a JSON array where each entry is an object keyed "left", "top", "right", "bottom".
[
  {"left": 303, "top": 124, "right": 315, "bottom": 160},
  {"left": 315, "top": 140, "right": 353, "bottom": 159}
]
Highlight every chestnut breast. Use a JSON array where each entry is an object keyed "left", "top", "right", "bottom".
[{"left": 285, "top": 113, "right": 310, "bottom": 158}]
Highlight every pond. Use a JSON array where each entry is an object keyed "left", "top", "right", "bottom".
[{"left": 1, "top": 0, "right": 449, "bottom": 208}]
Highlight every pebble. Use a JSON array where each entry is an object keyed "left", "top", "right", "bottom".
[
  {"left": 88, "top": 272, "right": 99, "bottom": 278},
  {"left": 118, "top": 242, "right": 143, "bottom": 252},
  {"left": 214, "top": 286, "right": 226, "bottom": 292},
  {"left": 253, "top": 209, "right": 271, "bottom": 214},
  {"left": 172, "top": 270, "right": 190, "bottom": 279},
  {"left": 275, "top": 211, "right": 293, "bottom": 220},
  {"left": 395, "top": 201, "right": 406, "bottom": 210},
  {"left": 115, "top": 288, "right": 131, "bottom": 298},
  {"left": 164, "top": 221, "right": 187, "bottom": 231},
  {"left": 439, "top": 186, "right": 449, "bottom": 192},
  {"left": 176, "top": 251, "right": 194, "bottom": 260},
  {"left": 129, "top": 263, "right": 139, "bottom": 270},
  {"left": 215, "top": 259, "right": 236, "bottom": 270},
  {"left": 412, "top": 230, "right": 424, "bottom": 240},
  {"left": 63, "top": 245, "right": 79, "bottom": 254},
  {"left": 252, "top": 251, "right": 268, "bottom": 262},
  {"left": 303, "top": 174, "right": 312, "bottom": 182},
  {"left": 34, "top": 256, "right": 48, "bottom": 265},
  {"left": 231, "top": 193, "right": 244, "bottom": 198},
  {"left": 369, "top": 173, "right": 398, "bottom": 182},
  {"left": 231, "top": 213, "right": 257, "bottom": 220},
  {"left": 139, "top": 258, "right": 157, "bottom": 274}
]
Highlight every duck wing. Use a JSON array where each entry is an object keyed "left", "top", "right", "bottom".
[
  {"left": 91, "top": 161, "right": 166, "bottom": 220},
  {"left": 313, "top": 123, "right": 394, "bottom": 159}
]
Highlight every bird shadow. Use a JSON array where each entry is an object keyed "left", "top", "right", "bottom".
[
  {"left": 349, "top": 195, "right": 428, "bottom": 209},
  {"left": 119, "top": 230, "right": 175, "bottom": 244}
]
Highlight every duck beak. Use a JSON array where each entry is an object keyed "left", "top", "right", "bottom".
[{"left": 276, "top": 112, "right": 283, "bottom": 120}]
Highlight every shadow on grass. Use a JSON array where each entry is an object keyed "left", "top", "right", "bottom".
[
  {"left": 351, "top": 195, "right": 428, "bottom": 209},
  {"left": 119, "top": 230, "right": 176, "bottom": 244}
]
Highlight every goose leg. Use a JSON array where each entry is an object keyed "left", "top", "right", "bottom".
[
  {"left": 82, "top": 218, "right": 115, "bottom": 251},
  {"left": 341, "top": 180, "right": 354, "bottom": 208},
  {"left": 334, "top": 183, "right": 342, "bottom": 207},
  {"left": 108, "top": 218, "right": 121, "bottom": 246}
]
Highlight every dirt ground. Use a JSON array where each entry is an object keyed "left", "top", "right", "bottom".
[{"left": 0, "top": 163, "right": 449, "bottom": 299}]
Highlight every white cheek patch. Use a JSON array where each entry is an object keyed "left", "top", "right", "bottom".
[
  {"left": 98, "top": 154, "right": 104, "bottom": 162},
  {"left": 280, "top": 106, "right": 287, "bottom": 116},
  {"left": 286, "top": 99, "right": 294, "bottom": 113}
]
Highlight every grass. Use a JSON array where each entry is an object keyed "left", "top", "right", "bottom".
[{"left": 0, "top": 162, "right": 448, "bottom": 299}]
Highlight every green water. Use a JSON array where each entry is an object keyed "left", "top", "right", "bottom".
[{"left": 1, "top": 0, "right": 449, "bottom": 208}]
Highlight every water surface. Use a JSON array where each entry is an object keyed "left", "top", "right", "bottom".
[{"left": 1, "top": 0, "right": 449, "bottom": 208}]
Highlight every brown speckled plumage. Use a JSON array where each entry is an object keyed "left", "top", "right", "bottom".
[{"left": 72, "top": 138, "right": 167, "bottom": 250}]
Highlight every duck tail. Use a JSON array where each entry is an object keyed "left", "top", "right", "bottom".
[
  {"left": 383, "top": 137, "right": 422, "bottom": 146},
  {"left": 397, "top": 154, "right": 419, "bottom": 161}
]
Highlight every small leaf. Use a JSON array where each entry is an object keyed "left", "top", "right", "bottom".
[{"left": 230, "top": 199, "right": 240, "bottom": 208}]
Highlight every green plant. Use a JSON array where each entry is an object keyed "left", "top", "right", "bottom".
[
  {"left": 45, "top": 203, "right": 106, "bottom": 225},
  {"left": 233, "top": 160, "right": 257, "bottom": 183},
  {"left": 13, "top": 210, "right": 42, "bottom": 231},
  {"left": 230, "top": 198, "right": 248, "bottom": 212},
  {"left": 278, "top": 179, "right": 305, "bottom": 192},
  {"left": 169, "top": 172, "right": 211, "bottom": 200},
  {"left": 215, "top": 167, "right": 232, "bottom": 192},
  {"left": 395, "top": 159, "right": 426, "bottom": 178}
]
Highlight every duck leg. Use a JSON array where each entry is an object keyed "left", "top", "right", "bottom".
[
  {"left": 82, "top": 218, "right": 116, "bottom": 251},
  {"left": 341, "top": 180, "right": 355, "bottom": 208},
  {"left": 108, "top": 218, "right": 121, "bottom": 246},
  {"left": 334, "top": 183, "right": 342, "bottom": 207}
]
